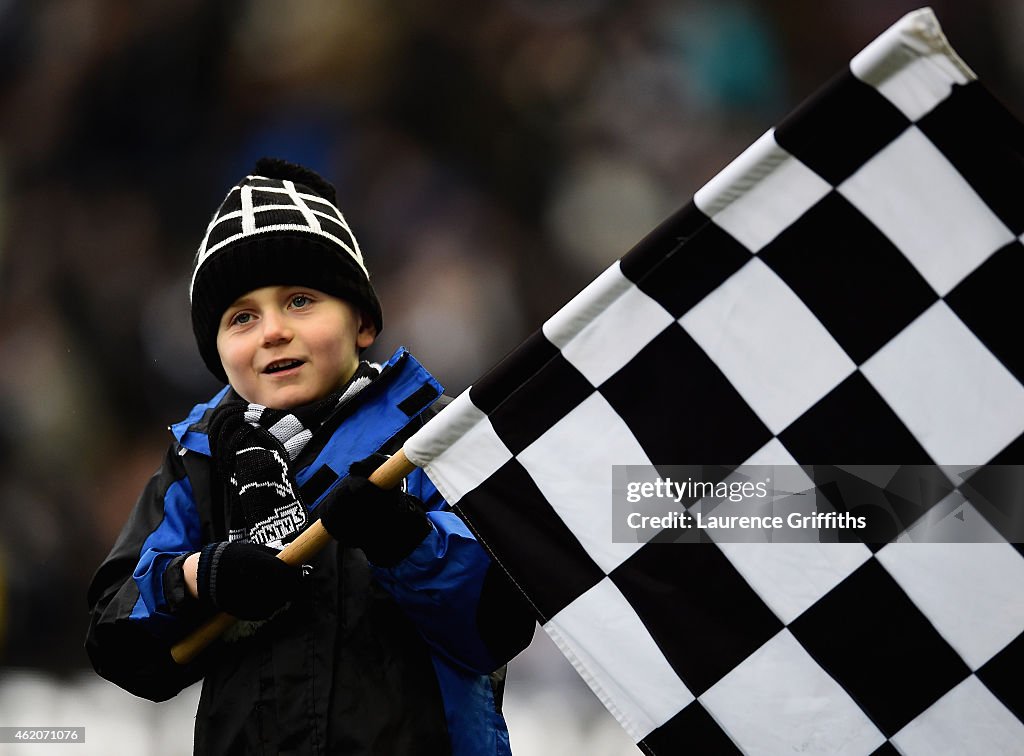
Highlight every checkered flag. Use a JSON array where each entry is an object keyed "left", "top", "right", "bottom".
[{"left": 404, "top": 9, "right": 1024, "bottom": 754}]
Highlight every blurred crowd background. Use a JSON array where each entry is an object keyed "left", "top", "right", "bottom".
[{"left": 0, "top": 0, "right": 1022, "bottom": 751}]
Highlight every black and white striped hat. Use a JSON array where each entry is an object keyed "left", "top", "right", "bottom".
[{"left": 189, "top": 158, "right": 383, "bottom": 382}]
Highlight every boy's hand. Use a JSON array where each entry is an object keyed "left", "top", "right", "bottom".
[
  {"left": 318, "top": 454, "right": 432, "bottom": 567},
  {"left": 196, "top": 542, "right": 303, "bottom": 620}
]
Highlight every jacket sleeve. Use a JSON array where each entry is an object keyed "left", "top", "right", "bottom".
[
  {"left": 369, "top": 467, "right": 536, "bottom": 675},
  {"left": 85, "top": 444, "right": 207, "bottom": 701}
]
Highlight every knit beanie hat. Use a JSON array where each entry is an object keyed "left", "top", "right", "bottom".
[{"left": 189, "top": 158, "right": 383, "bottom": 383}]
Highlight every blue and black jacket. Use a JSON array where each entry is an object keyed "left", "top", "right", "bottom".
[{"left": 86, "top": 349, "right": 535, "bottom": 755}]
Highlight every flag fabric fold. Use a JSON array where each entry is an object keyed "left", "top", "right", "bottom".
[{"left": 406, "top": 7, "right": 1024, "bottom": 754}]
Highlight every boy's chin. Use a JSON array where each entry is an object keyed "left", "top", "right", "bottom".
[{"left": 245, "top": 386, "right": 319, "bottom": 411}]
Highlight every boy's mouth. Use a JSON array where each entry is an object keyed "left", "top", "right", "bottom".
[{"left": 264, "top": 359, "right": 305, "bottom": 374}]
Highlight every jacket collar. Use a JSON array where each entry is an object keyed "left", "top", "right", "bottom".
[{"left": 170, "top": 384, "right": 235, "bottom": 456}]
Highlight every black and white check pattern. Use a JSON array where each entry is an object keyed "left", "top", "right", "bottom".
[
  {"left": 189, "top": 175, "right": 366, "bottom": 298},
  {"left": 406, "top": 9, "right": 1024, "bottom": 755}
]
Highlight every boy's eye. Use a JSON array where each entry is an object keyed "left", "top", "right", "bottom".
[
  {"left": 290, "top": 294, "right": 311, "bottom": 308},
  {"left": 230, "top": 312, "right": 253, "bottom": 326}
]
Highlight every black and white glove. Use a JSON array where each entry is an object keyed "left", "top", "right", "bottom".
[
  {"left": 207, "top": 399, "right": 309, "bottom": 549},
  {"left": 196, "top": 541, "right": 302, "bottom": 620},
  {"left": 318, "top": 454, "right": 432, "bottom": 567}
]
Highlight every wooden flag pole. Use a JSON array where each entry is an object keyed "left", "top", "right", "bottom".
[{"left": 170, "top": 450, "right": 417, "bottom": 664}]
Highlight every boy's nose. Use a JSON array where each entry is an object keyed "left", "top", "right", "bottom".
[{"left": 261, "top": 311, "right": 293, "bottom": 345}]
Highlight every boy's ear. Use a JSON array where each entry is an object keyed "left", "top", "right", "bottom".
[{"left": 356, "top": 310, "right": 378, "bottom": 349}]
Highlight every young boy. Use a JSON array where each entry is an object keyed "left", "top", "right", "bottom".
[{"left": 86, "top": 158, "right": 535, "bottom": 755}]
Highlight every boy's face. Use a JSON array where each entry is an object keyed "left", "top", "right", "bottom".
[{"left": 216, "top": 285, "right": 377, "bottom": 409}]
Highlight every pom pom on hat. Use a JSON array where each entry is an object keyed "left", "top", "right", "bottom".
[{"left": 189, "top": 158, "right": 383, "bottom": 383}]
